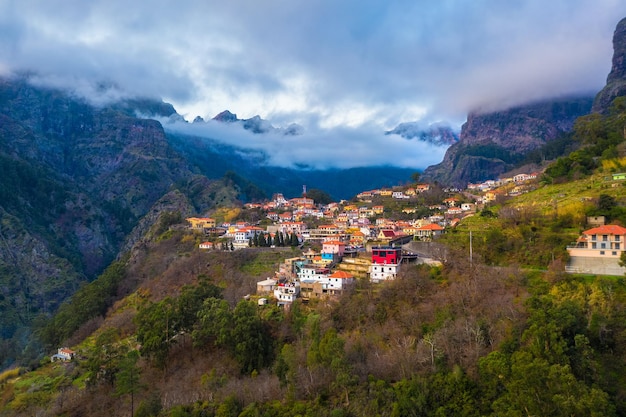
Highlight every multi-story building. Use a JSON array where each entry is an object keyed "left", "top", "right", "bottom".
[
  {"left": 369, "top": 246, "right": 402, "bottom": 282},
  {"left": 566, "top": 224, "right": 626, "bottom": 276}
]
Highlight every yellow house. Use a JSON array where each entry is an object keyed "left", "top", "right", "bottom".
[
  {"left": 186, "top": 217, "right": 216, "bottom": 229},
  {"left": 373, "top": 205, "right": 385, "bottom": 215},
  {"left": 379, "top": 189, "right": 393, "bottom": 197}
]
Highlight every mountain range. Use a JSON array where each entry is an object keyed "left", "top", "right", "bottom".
[{"left": 1, "top": 16, "right": 626, "bottom": 371}]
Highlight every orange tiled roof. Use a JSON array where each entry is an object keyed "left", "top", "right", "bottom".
[
  {"left": 329, "top": 271, "right": 354, "bottom": 279},
  {"left": 583, "top": 224, "right": 626, "bottom": 235},
  {"left": 418, "top": 224, "right": 444, "bottom": 231},
  {"left": 323, "top": 240, "right": 346, "bottom": 245}
]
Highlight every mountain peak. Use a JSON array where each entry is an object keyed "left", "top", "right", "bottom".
[{"left": 213, "top": 110, "right": 238, "bottom": 122}]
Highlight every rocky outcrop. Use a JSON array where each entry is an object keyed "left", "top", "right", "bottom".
[
  {"left": 593, "top": 17, "right": 626, "bottom": 113},
  {"left": 422, "top": 97, "right": 593, "bottom": 186}
]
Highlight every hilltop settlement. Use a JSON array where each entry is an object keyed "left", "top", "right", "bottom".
[{"left": 186, "top": 172, "right": 626, "bottom": 307}]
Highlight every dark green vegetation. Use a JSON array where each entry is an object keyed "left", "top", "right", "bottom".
[{"left": 544, "top": 97, "right": 626, "bottom": 183}]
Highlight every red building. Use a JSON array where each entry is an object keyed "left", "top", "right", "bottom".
[{"left": 371, "top": 247, "right": 402, "bottom": 264}]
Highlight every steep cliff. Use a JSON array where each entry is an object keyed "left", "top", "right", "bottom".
[
  {"left": 0, "top": 77, "right": 239, "bottom": 368},
  {"left": 593, "top": 17, "right": 626, "bottom": 113},
  {"left": 422, "top": 97, "right": 593, "bottom": 187}
]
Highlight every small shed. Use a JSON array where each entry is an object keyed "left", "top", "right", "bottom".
[
  {"left": 258, "top": 298, "right": 268, "bottom": 306},
  {"left": 612, "top": 172, "right": 626, "bottom": 181}
]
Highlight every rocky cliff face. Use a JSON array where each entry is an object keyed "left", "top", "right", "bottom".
[
  {"left": 422, "top": 97, "right": 593, "bottom": 186},
  {"left": 0, "top": 76, "right": 240, "bottom": 368},
  {"left": 593, "top": 17, "right": 626, "bottom": 113}
]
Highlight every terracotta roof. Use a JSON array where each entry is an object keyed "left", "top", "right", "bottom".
[
  {"left": 329, "top": 271, "right": 354, "bottom": 279},
  {"left": 323, "top": 240, "right": 346, "bottom": 245},
  {"left": 418, "top": 224, "right": 444, "bottom": 231},
  {"left": 583, "top": 225, "right": 626, "bottom": 235}
]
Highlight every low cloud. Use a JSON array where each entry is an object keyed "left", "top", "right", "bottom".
[
  {"left": 1, "top": 0, "right": 624, "bottom": 145},
  {"left": 160, "top": 118, "right": 448, "bottom": 170}
]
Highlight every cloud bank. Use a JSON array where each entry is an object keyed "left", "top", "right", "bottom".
[
  {"left": 161, "top": 117, "right": 448, "bottom": 170},
  {"left": 1, "top": 1, "right": 624, "bottom": 168}
]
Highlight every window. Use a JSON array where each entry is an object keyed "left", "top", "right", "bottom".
[
  {"left": 592, "top": 243, "right": 597, "bottom": 249},
  {"left": 592, "top": 235, "right": 597, "bottom": 241},
  {"left": 612, "top": 251, "right": 618, "bottom": 256},
  {"left": 616, "top": 236, "right": 621, "bottom": 241},
  {"left": 603, "top": 235, "right": 608, "bottom": 241},
  {"left": 600, "top": 251, "right": 605, "bottom": 255},
  {"left": 616, "top": 243, "right": 621, "bottom": 250}
]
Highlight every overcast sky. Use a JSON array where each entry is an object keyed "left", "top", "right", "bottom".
[{"left": 1, "top": 1, "right": 624, "bottom": 169}]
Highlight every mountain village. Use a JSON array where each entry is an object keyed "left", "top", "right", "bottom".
[{"left": 179, "top": 170, "right": 612, "bottom": 307}]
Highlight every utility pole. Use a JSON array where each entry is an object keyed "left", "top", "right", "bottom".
[{"left": 469, "top": 230, "right": 473, "bottom": 265}]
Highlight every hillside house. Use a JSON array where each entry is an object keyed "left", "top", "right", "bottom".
[
  {"left": 186, "top": 217, "right": 216, "bottom": 229},
  {"left": 234, "top": 226, "right": 264, "bottom": 247},
  {"left": 370, "top": 246, "right": 403, "bottom": 282},
  {"left": 280, "top": 221, "right": 307, "bottom": 234},
  {"left": 322, "top": 240, "right": 346, "bottom": 256},
  {"left": 372, "top": 246, "right": 402, "bottom": 264},
  {"left": 415, "top": 224, "right": 444, "bottom": 240},
  {"left": 373, "top": 205, "right": 385, "bottom": 215},
  {"left": 359, "top": 207, "right": 375, "bottom": 218},
  {"left": 357, "top": 191, "right": 374, "bottom": 200},
  {"left": 51, "top": 347, "right": 76, "bottom": 362},
  {"left": 566, "top": 224, "right": 626, "bottom": 276},
  {"left": 272, "top": 193, "right": 288, "bottom": 206},
  {"left": 279, "top": 212, "right": 293, "bottom": 222},
  {"left": 300, "top": 270, "right": 355, "bottom": 300},
  {"left": 256, "top": 278, "right": 277, "bottom": 294},
  {"left": 377, "top": 229, "right": 396, "bottom": 241},
  {"left": 274, "top": 281, "right": 300, "bottom": 305},
  {"left": 199, "top": 241, "right": 214, "bottom": 250}
]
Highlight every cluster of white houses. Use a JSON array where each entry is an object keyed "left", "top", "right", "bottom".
[{"left": 255, "top": 243, "right": 416, "bottom": 306}]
